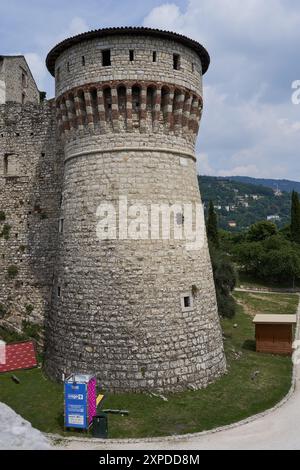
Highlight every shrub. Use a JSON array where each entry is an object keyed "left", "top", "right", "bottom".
[
  {"left": 0, "top": 304, "right": 7, "bottom": 319},
  {"left": 7, "top": 265, "right": 19, "bottom": 279},
  {"left": 22, "top": 321, "right": 41, "bottom": 341},
  {"left": 25, "top": 304, "right": 34, "bottom": 315},
  {"left": 210, "top": 245, "right": 237, "bottom": 318},
  {"left": 0, "top": 224, "right": 11, "bottom": 240}
]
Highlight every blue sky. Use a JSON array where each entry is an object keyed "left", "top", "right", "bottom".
[{"left": 1, "top": 0, "right": 300, "bottom": 180}]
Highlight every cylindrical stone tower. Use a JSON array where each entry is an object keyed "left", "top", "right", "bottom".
[{"left": 45, "top": 27, "right": 226, "bottom": 392}]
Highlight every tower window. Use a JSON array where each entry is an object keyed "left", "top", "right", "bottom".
[
  {"left": 192, "top": 62, "right": 195, "bottom": 72},
  {"left": 3, "top": 153, "right": 18, "bottom": 177},
  {"left": 82, "top": 56, "right": 85, "bottom": 66},
  {"left": 59, "top": 218, "right": 64, "bottom": 233},
  {"left": 102, "top": 49, "right": 111, "bottom": 66},
  {"left": 129, "top": 50, "right": 134, "bottom": 61},
  {"left": 173, "top": 53, "right": 180, "bottom": 70},
  {"left": 3, "top": 155, "right": 8, "bottom": 175},
  {"left": 22, "top": 93, "right": 26, "bottom": 105},
  {"left": 181, "top": 293, "right": 193, "bottom": 312},
  {"left": 153, "top": 51, "right": 157, "bottom": 62},
  {"left": 21, "top": 69, "right": 28, "bottom": 88},
  {"left": 57, "top": 286, "right": 61, "bottom": 298}
]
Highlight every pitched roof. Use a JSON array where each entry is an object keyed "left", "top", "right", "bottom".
[{"left": 46, "top": 26, "right": 210, "bottom": 76}]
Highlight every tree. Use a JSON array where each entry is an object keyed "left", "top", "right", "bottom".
[
  {"left": 247, "top": 220, "right": 277, "bottom": 242},
  {"left": 261, "top": 244, "right": 300, "bottom": 285},
  {"left": 210, "top": 246, "right": 237, "bottom": 318},
  {"left": 291, "top": 191, "right": 300, "bottom": 244},
  {"left": 207, "top": 200, "right": 219, "bottom": 248}
]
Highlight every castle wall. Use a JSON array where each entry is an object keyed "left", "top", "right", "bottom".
[
  {"left": 44, "top": 31, "right": 226, "bottom": 392},
  {"left": 46, "top": 143, "right": 225, "bottom": 391},
  {"left": 0, "top": 102, "right": 63, "bottom": 339},
  {"left": 54, "top": 35, "right": 202, "bottom": 98},
  {"left": 0, "top": 57, "right": 40, "bottom": 105}
]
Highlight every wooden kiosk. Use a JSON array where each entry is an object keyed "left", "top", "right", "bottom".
[{"left": 253, "top": 314, "right": 297, "bottom": 355}]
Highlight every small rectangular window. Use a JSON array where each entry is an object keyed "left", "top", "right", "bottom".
[
  {"left": 129, "top": 50, "right": 134, "bottom": 61},
  {"left": 181, "top": 293, "right": 193, "bottom": 312},
  {"left": 192, "top": 62, "right": 195, "bottom": 72},
  {"left": 57, "top": 286, "right": 61, "bottom": 298},
  {"left": 3, "top": 155, "right": 8, "bottom": 176},
  {"left": 173, "top": 53, "right": 180, "bottom": 70},
  {"left": 59, "top": 218, "right": 64, "bottom": 233},
  {"left": 82, "top": 56, "right": 85, "bottom": 66},
  {"left": 67, "top": 62, "right": 70, "bottom": 72},
  {"left": 21, "top": 72, "right": 28, "bottom": 88},
  {"left": 153, "top": 51, "right": 157, "bottom": 62},
  {"left": 102, "top": 49, "right": 111, "bottom": 66}
]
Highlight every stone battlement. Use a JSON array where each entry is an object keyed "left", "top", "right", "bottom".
[{"left": 56, "top": 81, "right": 202, "bottom": 141}]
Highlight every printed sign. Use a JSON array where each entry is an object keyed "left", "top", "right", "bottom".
[{"left": 64, "top": 382, "right": 87, "bottom": 429}]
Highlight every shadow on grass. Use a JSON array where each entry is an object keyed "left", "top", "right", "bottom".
[{"left": 242, "top": 339, "right": 256, "bottom": 351}]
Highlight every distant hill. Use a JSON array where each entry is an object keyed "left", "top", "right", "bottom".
[
  {"left": 199, "top": 175, "right": 291, "bottom": 232},
  {"left": 227, "top": 176, "right": 300, "bottom": 193}
]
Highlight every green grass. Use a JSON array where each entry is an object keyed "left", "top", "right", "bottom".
[
  {"left": 234, "top": 291, "right": 299, "bottom": 316},
  {"left": 0, "top": 295, "right": 295, "bottom": 439}
]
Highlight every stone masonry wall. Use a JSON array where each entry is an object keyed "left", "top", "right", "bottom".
[
  {"left": 44, "top": 32, "right": 226, "bottom": 392},
  {"left": 0, "top": 57, "right": 40, "bottom": 105},
  {"left": 54, "top": 35, "right": 203, "bottom": 97},
  {"left": 0, "top": 102, "right": 63, "bottom": 341}
]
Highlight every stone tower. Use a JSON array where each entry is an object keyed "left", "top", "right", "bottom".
[{"left": 44, "top": 27, "right": 226, "bottom": 392}]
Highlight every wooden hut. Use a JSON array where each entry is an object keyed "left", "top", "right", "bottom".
[{"left": 253, "top": 314, "right": 297, "bottom": 355}]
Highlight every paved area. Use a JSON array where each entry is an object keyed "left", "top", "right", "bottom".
[{"left": 0, "top": 402, "right": 50, "bottom": 450}]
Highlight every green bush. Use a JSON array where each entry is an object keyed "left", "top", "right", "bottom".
[
  {"left": 0, "top": 304, "right": 7, "bottom": 319},
  {"left": 0, "top": 326, "right": 27, "bottom": 343},
  {"left": 25, "top": 304, "right": 34, "bottom": 315},
  {"left": 210, "top": 245, "right": 237, "bottom": 318},
  {"left": 0, "top": 224, "right": 11, "bottom": 240},
  {"left": 7, "top": 265, "right": 19, "bottom": 279},
  {"left": 22, "top": 321, "right": 41, "bottom": 341}
]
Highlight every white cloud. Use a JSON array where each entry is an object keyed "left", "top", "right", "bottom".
[
  {"left": 66, "top": 17, "right": 89, "bottom": 37},
  {"left": 143, "top": 3, "right": 183, "bottom": 30},
  {"left": 143, "top": 1, "right": 300, "bottom": 181},
  {"left": 196, "top": 153, "right": 215, "bottom": 175}
]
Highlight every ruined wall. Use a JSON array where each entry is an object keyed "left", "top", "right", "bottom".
[{"left": 0, "top": 101, "right": 63, "bottom": 340}]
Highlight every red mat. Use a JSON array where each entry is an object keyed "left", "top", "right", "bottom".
[{"left": 0, "top": 341, "right": 37, "bottom": 373}]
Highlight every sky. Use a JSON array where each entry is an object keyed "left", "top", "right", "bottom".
[{"left": 1, "top": 0, "right": 300, "bottom": 180}]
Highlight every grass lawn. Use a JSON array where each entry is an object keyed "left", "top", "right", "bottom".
[
  {"left": 234, "top": 291, "right": 299, "bottom": 317},
  {"left": 0, "top": 292, "right": 296, "bottom": 439}
]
